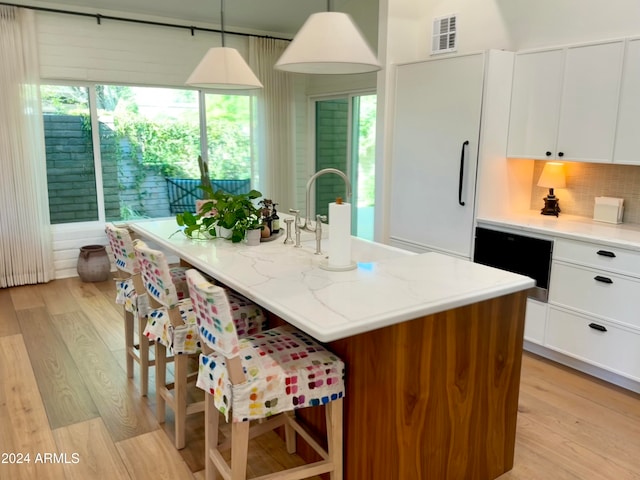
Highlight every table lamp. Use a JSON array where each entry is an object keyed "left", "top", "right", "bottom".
[{"left": 537, "top": 162, "right": 566, "bottom": 216}]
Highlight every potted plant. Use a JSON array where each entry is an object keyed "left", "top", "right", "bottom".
[
  {"left": 239, "top": 213, "right": 263, "bottom": 246},
  {"left": 176, "top": 188, "right": 263, "bottom": 243}
]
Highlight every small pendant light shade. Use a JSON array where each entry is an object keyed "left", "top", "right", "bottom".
[
  {"left": 186, "top": 46, "right": 263, "bottom": 90},
  {"left": 275, "top": 12, "right": 381, "bottom": 74}
]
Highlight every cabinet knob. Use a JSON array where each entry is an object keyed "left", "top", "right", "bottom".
[
  {"left": 545, "top": 151, "right": 552, "bottom": 157},
  {"left": 558, "top": 151, "right": 564, "bottom": 157}
]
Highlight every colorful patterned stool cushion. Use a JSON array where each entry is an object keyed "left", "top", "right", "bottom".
[
  {"left": 144, "top": 299, "right": 201, "bottom": 354},
  {"left": 134, "top": 239, "right": 190, "bottom": 307},
  {"left": 106, "top": 223, "right": 138, "bottom": 274},
  {"left": 144, "top": 291, "right": 267, "bottom": 356},
  {"left": 115, "top": 267, "right": 186, "bottom": 317},
  {"left": 186, "top": 269, "right": 345, "bottom": 423},
  {"left": 197, "top": 325, "right": 345, "bottom": 423}
]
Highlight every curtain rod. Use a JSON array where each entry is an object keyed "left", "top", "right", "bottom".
[{"left": 0, "top": 2, "right": 291, "bottom": 42}]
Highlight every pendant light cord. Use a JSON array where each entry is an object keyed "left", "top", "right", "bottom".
[{"left": 220, "top": 0, "right": 225, "bottom": 47}]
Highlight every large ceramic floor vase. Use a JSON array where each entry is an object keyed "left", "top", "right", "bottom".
[{"left": 77, "top": 245, "right": 111, "bottom": 282}]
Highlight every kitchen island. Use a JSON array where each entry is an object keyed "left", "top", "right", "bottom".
[{"left": 129, "top": 218, "right": 534, "bottom": 480}]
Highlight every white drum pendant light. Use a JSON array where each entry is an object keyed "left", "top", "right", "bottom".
[
  {"left": 275, "top": 5, "right": 381, "bottom": 74},
  {"left": 186, "top": 0, "right": 262, "bottom": 89}
]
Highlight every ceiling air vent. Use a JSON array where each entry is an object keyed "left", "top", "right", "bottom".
[{"left": 432, "top": 14, "right": 457, "bottom": 55}]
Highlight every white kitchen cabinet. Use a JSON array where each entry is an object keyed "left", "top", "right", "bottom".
[
  {"left": 546, "top": 307, "right": 640, "bottom": 382},
  {"left": 547, "top": 237, "right": 640, "bottom": 382},
  {"left": 614, "top": 38, "right": 640, "bottom": 165},
  {"left": 390, "top": 51, "right": 513, "bottom": 259},
  {"left": 506, "top": 48, "right": 564, "bottom": 160},
  {"left": 557, "top": 41, "right": 624, "bottom": 162},
  {"left": 507, "top": 40, "right": 624, "bottom": 163}
]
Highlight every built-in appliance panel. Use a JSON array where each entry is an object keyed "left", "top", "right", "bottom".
[
  {"left": 547, "top": 307, "right": 640, "bottom": 381},
  {"left": 553, "top": 237, "right": 640, "bottom": 277},
  {"left": 549, "top": 262, "right": 640, "bottom": 330}
]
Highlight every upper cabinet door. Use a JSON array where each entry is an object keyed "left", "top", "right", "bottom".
[
  {"left": 614, "top": 39, "right": 640, "bottom": 165},
  {"left": 508, "top": 40, "right": 624, "bottom": 163},
  {"left": 557, "top": 41, "right": 624, "bottom": 163},
  {"left": 507, "top": 48, "right": 564, "bottom": 160}
]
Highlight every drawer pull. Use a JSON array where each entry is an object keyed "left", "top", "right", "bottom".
[
  {"left": 596, "top": 250, "right": 616, "bottom": 258},
  {"left": 594, "top": 275, "right": 613, "bottom": 284},
  {"left": 588, "top": 323, "right": 608, "bottom": 332}
]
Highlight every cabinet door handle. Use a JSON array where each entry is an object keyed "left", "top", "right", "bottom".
[
  {"left": 594, "top": 275, "right": 613, "bottom": 284},
  {"left": 458, "top": 140, "right": 469, "bottom": 206},
  {"left": 545, "top": 151, "right": 552, "bottom": 157},
  {"left": 596, "top": 250, "right": 616, "bottom": 258},
  {"left": 558, "top": 151, "right": 564, "bottom": 157},
  {"left": 588, "top": 322, "right": 608, "bottom": 332}
]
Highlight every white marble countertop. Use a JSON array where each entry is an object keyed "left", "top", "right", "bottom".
[
  {"left": 129, "top": 218, "right": 534, "bottom": 342},
  {"left": 477, "top": 211, "right": 640, "bottom": 251}
]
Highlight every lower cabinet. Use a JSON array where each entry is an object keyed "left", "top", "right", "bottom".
[
  {"left": 476, "top": 225, "right": 640, "bottom": 389},
  {"left": 546, "top": 307, "right": 640, "bottom": 381},
  {"left": 525, "top": 237, "right": 640, "bottom": 389}
]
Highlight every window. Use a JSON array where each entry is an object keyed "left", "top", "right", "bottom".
[
  {"left": 41, "top": 85, "right": 98, "bottom": 223},
  {"left": 313, "top": 93, "right": 377, "bottom": 241},
  {"left": 42, "top": 84, "right": 254, "bottom": 224}
]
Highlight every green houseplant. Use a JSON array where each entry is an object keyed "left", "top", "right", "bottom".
[{"left": 176, "top": 187, "right": 263, "bottom": 243}]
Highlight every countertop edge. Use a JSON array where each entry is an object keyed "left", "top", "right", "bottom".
[{"left": 477, "top": 212, "right": 640, "bottom": 251}]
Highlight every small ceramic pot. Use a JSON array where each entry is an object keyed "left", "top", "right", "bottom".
[{"left": 245, "top": 228, "right": 261, "bottom": 246}]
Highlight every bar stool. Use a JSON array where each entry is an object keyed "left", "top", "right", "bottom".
[
  {"left": 105, "top": 223, "right": 188, "bottom": 397},
  {"left": 186, "top": 268, "right": 345, "bottom": 480},
  {"left": 133, "top": 240, "right": 267, "bottom": 450}
]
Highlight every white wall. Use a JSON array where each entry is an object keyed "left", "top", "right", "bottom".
[{"left": 497, "top": 0, "right": 640, "bottom": 50}]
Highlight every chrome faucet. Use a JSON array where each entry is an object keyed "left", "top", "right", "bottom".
[{"left": 300, "top": 168, "right": 352, "bottom": 233}]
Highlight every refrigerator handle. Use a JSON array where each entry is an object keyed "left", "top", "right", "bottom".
[{"left": 458, "top": 140, "right": 469, "bottom": 206}]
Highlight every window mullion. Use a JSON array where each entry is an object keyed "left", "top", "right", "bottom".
[
  {"left": 198, "top": 91, "right": 209, "bottom": 165},
  {"left": 88, "top": 85, "right": 106, "bottom": 222}
]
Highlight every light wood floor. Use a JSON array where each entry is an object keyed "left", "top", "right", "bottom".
[{"left": 1, "top": 277, "right": 639, "bottom": 480}]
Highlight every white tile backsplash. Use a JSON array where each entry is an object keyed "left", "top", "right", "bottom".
[{"left": 530, "top": 161, "right": 640, "bottom": 224}]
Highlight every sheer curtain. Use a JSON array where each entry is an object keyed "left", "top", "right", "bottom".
[
  {"left": 249, "top": 37, "right": 295, "bottom": 210},
  {"left": 0, "top": 6, "right": 54, "bottom": 287}
]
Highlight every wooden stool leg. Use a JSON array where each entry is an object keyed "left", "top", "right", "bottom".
[
  {"left": 327, "top": 398, "right": 344, "bottom": 480},
  {"left": 138, "top": 315, "right": 150, "bottom": 397},
  {"left": 284, "top": 411, "right": 297, "bottom": 454},
  {"left": 205, "top": 394, "right": 220, "bottom": 480},
  {"left": 230, "top": 420, "right": 250, "bottom": 480},
  {"left": 155, "top": 342, "right": 167, "bottom": 423},
  {"left": 174, "top": 354, "right": 188, "bottom": 450},
  {"left": 124, "top": 309, "right": 134, "bottom": 379}
]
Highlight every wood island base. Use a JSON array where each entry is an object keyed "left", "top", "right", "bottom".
[{"left": 294, "top": 291, "right": 528, "bottom": 480}]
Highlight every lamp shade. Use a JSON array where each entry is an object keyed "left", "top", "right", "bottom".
[
  {"left": 186, "top": 47, "right": 263, "bottom": 90},
  {"left": 537, "top": 162, "right": 566, "bottom": 189},
  {"left": 274, "top": 12, "right": 381, "bottom": 74}
]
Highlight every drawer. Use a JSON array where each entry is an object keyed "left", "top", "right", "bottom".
[
  {"left": 546, "top": 307, "right": 640, "bottom": 381},
  {"left": 549, "top": 262, "right": 640, "bottom": 329},
  {"left": 553, "top": 238, "right": 640, "bottom": 277}
]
